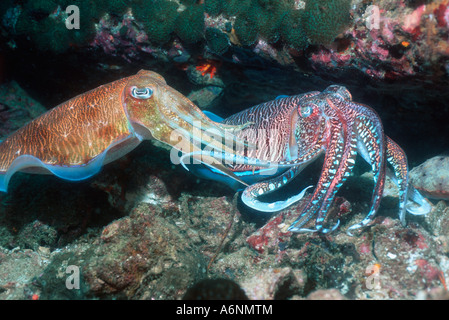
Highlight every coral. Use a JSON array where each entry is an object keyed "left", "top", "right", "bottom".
[
  {"left": 222, "top": 0, "right": 251, "bottom": 17},
  {"left": 8, "top": 0, "right": 354, "bottom": 54},
  {"left": 134, "top": 0, "right": 179, "bottom": 44},
  {"left": 217, "top": 0, "right": 302, "bottom": 47},
  {"left": 205, "top": 27, "right": 230, "bottom": 55},
  {"left": 28, "top": 17, "right": 92, "bottom": 53},
  {"left": 204, "top": 0, "right": 222, "bottom": 16},
  {"left": 75, "top": 1, "right": 98, "bottom": 39},
  {"left": 280, "top": 10, "right": 308, "bottom": 50},
  {"left": 12, "top": 0, "right": 97, "bottom": 53},
  {"left": 175, "top": 4, "right": 205, "bottom": 44},
  {"left": 256, "top": 0, "right": 294, "bottom": 43},
  {"left": 35, "top": 17, "right": 72, "bottom": 53},
  {"left": 234, "top": 9, "right": 259, "bottom": 46},
  {"left": 302, "top": 0, "right": 352, "bottom": 45}
]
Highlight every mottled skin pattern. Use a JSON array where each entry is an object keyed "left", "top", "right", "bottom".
[
  {"left": 0, "top": 70, "right": 247, "bottom": 192},
  {"left": 209, "top": 85, "right": 430, "bottom": 234},
  {"left": 0, "top": 75, "right": 132, "bottom": 169}
]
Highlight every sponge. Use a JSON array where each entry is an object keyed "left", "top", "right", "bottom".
[
  {"left": 303, "top": 0, "right": 352, "bottom": 45},
  {"left": 175, "top": 5, "right": 205, "bottom": 44}
]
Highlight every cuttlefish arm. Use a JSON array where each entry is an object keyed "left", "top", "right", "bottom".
[{"left": 0, "top": 70, "right": 250, "bottom": 192}]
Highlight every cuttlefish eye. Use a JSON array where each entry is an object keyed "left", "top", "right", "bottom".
[
  {"left": 131, "top": 86, "right": 153, "bottom": 99},
  {"left": 299, "top": 104, "right": 313, "bottom": 118}
]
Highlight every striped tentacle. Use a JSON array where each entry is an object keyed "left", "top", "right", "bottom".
[
  {"left": 222, "top": 95, "right": 308, "bottom": 173},
  {"left": 288, "top": 115, "right": 344, "bottom": 232},
  {"left": 241, "top": 165, "right": 313, "bottom": 212},
  {"left": 346, "top": 102, "right": 386, "bottom": 235},
  {"left": 240, "top": 141, "right": 325, "bottom": 211},
  {"left": 160, "top": 87, "right": 255, "bottom": 153},
  {"left": 386, "top": 136, "right": 432, "bottom": 220},
  {"left": 277, "top": 135, "right": 325, "bottom": 166},
  {"left": 241, "top": 112, "right": 328, "bottom": 214},
  {"left": 385, "top": 136, "right": 409, "bottom": 225},
  {"left": 313, "top": 104, "right": 359, "bottom": 233}
]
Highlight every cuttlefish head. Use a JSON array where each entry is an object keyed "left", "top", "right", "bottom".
[{"left": 122, "top": 70, "right": 252, "bottom": 166}]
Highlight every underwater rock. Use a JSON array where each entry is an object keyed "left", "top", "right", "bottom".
[
  {"left": 306, "top": 289, "right": 347, "bottom": 300},
  {"left": 410, "top": 156, "right": 449, "bottom": 200},
  {"left": 240, "top": 267, "right": 307, "bottom": 300},
  {"left": 187, "top": 85, "right": 224, "bottom": 109},
  {"left": 351, "top": 217, "right": 448, "bottom": 299},
  {"left": 246, "top": 211, "right": 293, "bottom": 255},
  {"left": 177, "top": 194, "right": 250, "bottom": 262},
  {"left": 245, "top": 195, "right": 350, "bottom": 255},
  {"left": 416, "top": 287, "right": 449, "bottom": 300},
  {"left": 14, "top": 220, "right": 57, "bottom": 251},
  {"left": 35, "top": 202, "right": 207, "bottom": 299},
  {"left": 2, "top": 163, "right": 449, "bottom": 299},
  {"left": 0, "top": 247, "right": 49, "bottom": 300},
  {"left": 0, "top": 81, "right": 47, "bottom": 139},
  {"left": 186, "top": 64, "right": 225, "bottom": 87},
  {"left": 89, "top": 209, "right": 205, "bottom": 299},
  {"left": 423, "top": 201, "right": 449, "bottom": 238}
]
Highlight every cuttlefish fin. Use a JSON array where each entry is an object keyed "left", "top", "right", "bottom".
[
  {"left": 0, "top": 152, "right": 106, "bottom": 192},
  {"left": 0, "top": 136, "right": 138, "bottom": 192}
]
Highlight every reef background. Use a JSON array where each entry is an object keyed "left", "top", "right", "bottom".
[{"left": 0, "top": 0, "right": 449, "bottom": 300}]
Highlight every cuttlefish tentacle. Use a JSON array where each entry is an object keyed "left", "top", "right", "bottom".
[
  {"left": 386, "top": 137, "right": 431, "bottom": 219},
  {"left": 309, "top": 98, "right": 358, "bottom": 233},
  {"left": 239, "top": 139, "right": 325, "bottom": 213},
  {"left": 386, "top": 137, "right": 409, "bottom": 225},
  {"left": 121, "top": 72, "right": 253, "bottom": 159},
  {"left": 241, "top": 165, "right": 313, "bottom": 212},
  {"left": 289, "top": 114, "right": 347, "bottom": 233},
  {"left": 0, "top": 70, "right": 249, "bottom": 192},
  {"left": 346, "top": 105, "right": 386, "bottom": 234},
  {"left": 237, "top": 103, "right": 328, "bottom": 213}
]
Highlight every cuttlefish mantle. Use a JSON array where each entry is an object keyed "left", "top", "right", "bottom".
[{"left": 0, "top": 70, "right": 249, "bottom": 192}]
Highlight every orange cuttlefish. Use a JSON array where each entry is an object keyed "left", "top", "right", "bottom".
[{"left": 0, "top": 70, "right": 250, "bottom": 192}]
